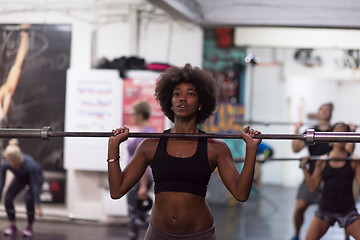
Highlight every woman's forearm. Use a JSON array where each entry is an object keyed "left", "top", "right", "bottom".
[
  {"left": 107, "top": 144, "right": 124, "bottom": 198},
  {"left": 302, "top": 168, "right": 317, "bottom": 192},
  {"left": 235, "top": 145, "right": 258, "bottom": 201}
]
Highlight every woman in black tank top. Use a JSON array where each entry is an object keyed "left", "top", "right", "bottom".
[
  {"left": 106, "top": 64, "right": 262, "bottom": 239},
  {"left": 300, "top": 122, "right": 360, "bottom": 240}
]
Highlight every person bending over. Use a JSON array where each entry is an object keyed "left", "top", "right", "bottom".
[{"left": 0, "top": 139, "right": 44, "bottom": 237}]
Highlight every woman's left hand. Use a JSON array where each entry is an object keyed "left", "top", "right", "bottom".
[
  {"left": 241, "top": 126, "right": 262, "bottom": 146},
  {"left": 299, "top": 156, "right": 310, "bottom": 170}
]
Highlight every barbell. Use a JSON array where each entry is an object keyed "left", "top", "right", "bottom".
[{"left": 1, "top": 126, "right": 360, "bottom": 145}]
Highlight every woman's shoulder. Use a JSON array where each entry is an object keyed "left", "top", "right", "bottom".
[
  {"left": 207, "top": 137, "right": 226, "bottom": 144},
  {"left": 207, "top": 138, "right": 231, "bottom": 153},
  {"left": 138, "top": 137, "right": 161, "bottom": 151},
  {"left": 350, "top": 154, "right": 360, "bottom": 168},
  {"left": 315, "top": 155, "right": 327, "bottom": 165},
  {"left": 141, "top": 137, "right": 161, "bottom": 144},
  {"left": 23, "top": 153, "right": 37, "bottom": 164},
  {"left": 23, "top": 154, "right": 41, "bottom": 168}
]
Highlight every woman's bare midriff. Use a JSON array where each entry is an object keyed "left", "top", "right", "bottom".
[{"left": 150, "top": 192, "right": 214, "bottom": 235}]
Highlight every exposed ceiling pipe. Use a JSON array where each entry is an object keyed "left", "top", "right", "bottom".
[
  {"left": 146, "top": 0, "right": 203, "bottom": 24},
  {"left": 129, "top": 7, "right": 140, "bottom": 56}
]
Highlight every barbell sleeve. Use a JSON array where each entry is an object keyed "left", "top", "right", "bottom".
[
  {"left": 313, "top": 131, "right": 360, "bottom": 143},
  {"left": 0, "top": 127, "right": 49, "bottom": 140}
]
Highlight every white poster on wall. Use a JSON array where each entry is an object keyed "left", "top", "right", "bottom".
[{"left": 64, "top": 69, "right": 123, "bottom": 171}]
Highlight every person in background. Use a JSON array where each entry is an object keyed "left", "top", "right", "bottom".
[
  {"left": 254, "top": 142, "right": 273, "bottom": 188},
  {"left": 290, "top": 103, "right": 356, "bottom": 240},
  {"left": 300, "top": 122, "right": 360, "bottom": 240},
  {"left": 126, "top": 100, "right": 154, "bottom": 240},
  {"left": 107, "top": 63, "right": 262, "bottom": 239},
  {"left": 0, "top": 139, "right": 44, "bottom": 237}
]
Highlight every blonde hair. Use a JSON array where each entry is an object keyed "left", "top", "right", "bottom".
[{"left": 4, "top": 139, "right": 23, "bottom": 162}]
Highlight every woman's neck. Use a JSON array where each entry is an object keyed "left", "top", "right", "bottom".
[
  {"left": 171, "top": 120, "right": 198, "bottom": 133},
  {"left": 13, "top": 162, "right": 24, "bottom": 171},
  {"left": 317, "top": 119, "right": 330, "bottom": 131},
  {"left": 330, "top": 146, "right": 348, "bottom": 157},
  {"left": 137, "top": 120, "right": 149, "bottom": 129}
]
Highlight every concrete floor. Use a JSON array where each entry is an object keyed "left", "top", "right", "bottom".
[{"left": 0, "top": 184, "right": 356, "bottom": 240}]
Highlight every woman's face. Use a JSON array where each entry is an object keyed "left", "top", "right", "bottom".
[
  {"left": 132, "top": 110, "right": 142, "bottom": 126},
  {"left": 7, "top": 156, "right": 22, "bottom": 170},
  {"left": 171, "top": 82, "right": 201, "bottom": 120},
  {"left": 332, "top": 124, "right": 348, "bottom": 148},
  {"left": 317, "top": 104, "right": 332, "bottom": 121}
]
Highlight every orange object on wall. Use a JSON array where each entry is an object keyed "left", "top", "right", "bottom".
[{"left": 214, "top": 27, "right": 233, "bottom": 48}]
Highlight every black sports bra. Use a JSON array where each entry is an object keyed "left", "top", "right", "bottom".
[{"left": 151, "top": 129, "right": 212, "bottom": 197}]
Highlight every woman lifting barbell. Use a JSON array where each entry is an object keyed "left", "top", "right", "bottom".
[{"left": 106, "top": 63, "right": 262, "bottom": 239}]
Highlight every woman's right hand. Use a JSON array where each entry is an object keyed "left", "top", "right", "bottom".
[
  {"left": 294, "top": 121, "right": 303, "bottom": 134},
  {"left": 299, "top": 156, "right": 310, "bottom": 170},
  {"left": 109, "top": 126, "right": 129, "bottom": 146}
]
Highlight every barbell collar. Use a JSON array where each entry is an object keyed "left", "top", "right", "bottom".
[
  {"left": 41, "top": 126, "right": 51, "bottom": 140},
  {"left": 306, "top": 129, "right": 315, "bottom": 145}
]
